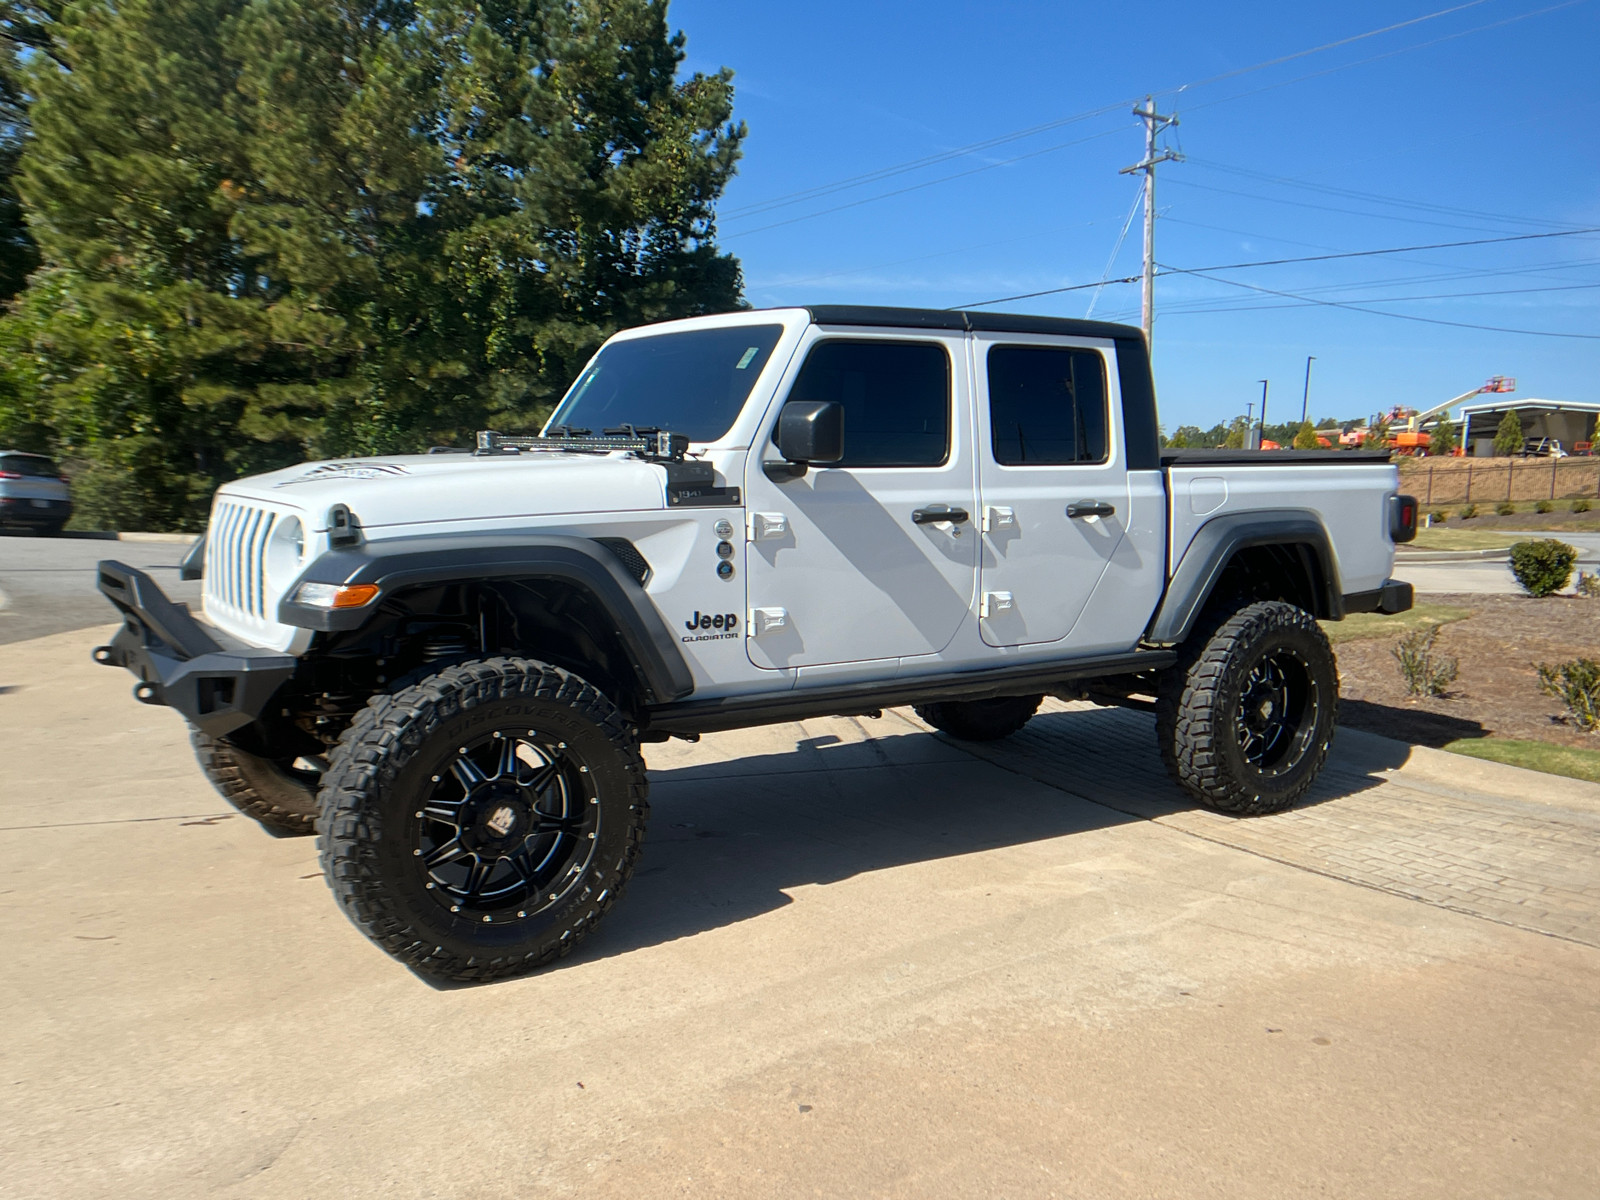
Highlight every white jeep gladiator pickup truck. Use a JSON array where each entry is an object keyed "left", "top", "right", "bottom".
[{"left": 95, "top": 305, "right": 1418, "bottom": 982}]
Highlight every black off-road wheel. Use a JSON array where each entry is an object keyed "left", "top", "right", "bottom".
[
  {"left": 192, "top": 729, "right": 321, "bottom": 836},
  {"left": 318, "top": 657, "right": 648, "bottom": 984},
  {"left": 1156, "top": 601, "right": 1338, "bottom": 815},
  {"left": 915, "top": 694, "right": 1044, "bottom": 742}
]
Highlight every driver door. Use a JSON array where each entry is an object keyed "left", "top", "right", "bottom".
[{"left": 742, "top": 331, "right": 978, "bottom": 671}]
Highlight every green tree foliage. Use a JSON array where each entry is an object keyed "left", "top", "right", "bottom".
[
  {"left": 1428, "top": 418, "right": 1458, "bottom": 455},
  {"left": 1493, "top": 408, "right": 1524, "bottom": 456},
  {"left": 0, "top": 3, "right": 59, "bottom": 301},
  {"left": 1221, "top": 415, "right": 1250, "bottom": 449},
  {"left": 0, "top": 0, "right": 745, "bottom": 530},
  {"left": 1292, "top": 420, "right": 1319, "bottom": 449}
]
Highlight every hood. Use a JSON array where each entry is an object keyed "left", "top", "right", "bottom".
[{"left": 216, "top": 451, "right": 671, "bottom": 531}]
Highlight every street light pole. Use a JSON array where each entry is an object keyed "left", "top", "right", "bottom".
[
  {"left": 1301, "top": 356, "right": 1316, "bottom": 426},
  {"left": 1257, "top": 379, "right": 1269, "bottom": 449}
]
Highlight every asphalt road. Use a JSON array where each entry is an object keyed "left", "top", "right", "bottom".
[
  {"left": 1394, "top": 531, "right": 1600, "bottom": 594},
  {"left": 0, "top": 533, "right": 201, "bottom": 645}
]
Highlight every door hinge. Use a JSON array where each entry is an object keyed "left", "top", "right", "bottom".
[
  {"left": 981, "top": 505, "right": 1016, "bottom": 534},
  {"left": 748, "top": 607, "right": 789, "bottom": 636},
  {"left": 979, "top": 591, "right": 1014, "bottom": 619},
  {"left": 748, "top": 511, "right": 789, "bottom": 541}
]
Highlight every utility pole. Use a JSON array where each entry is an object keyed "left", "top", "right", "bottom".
[
  {"left": 1255, "top": 380, "right": 1270, "bottom": 449},
  {"left": 1120, "top": 97, "right": 1181, "bottom": 357},
  {"left": 1301, "top": 356, "right": 1316, "bottom": 426}
]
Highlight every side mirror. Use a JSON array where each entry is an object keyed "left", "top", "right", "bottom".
[{"left": 775, "top": 400, "right": 844, "bottom": 465}]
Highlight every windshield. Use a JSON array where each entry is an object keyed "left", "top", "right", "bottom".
[{"left": 546, "top": 325, "right": 785, "bottom": 443}]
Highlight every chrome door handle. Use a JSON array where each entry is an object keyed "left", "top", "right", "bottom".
[
  {"left": 912, "top": 505, "right": 970, "bottom": 525},
  {"left": 1067, "top": 500, "right": 1116, "bottom": 519}
]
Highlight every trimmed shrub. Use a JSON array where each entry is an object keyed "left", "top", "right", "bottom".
[
  {"left": 1576, "top": 571, "right": 1600, "bottom": 599},
  {"left": 1536, "top": 658, "right": 1600, "bottom": 732},
  {"left": 1458, "top": 503, "right": 1478, "bottom": 520},
  {"left": 1509, "top": 539, "right": 1578, "bottom": 597},
  {"left": 1574, "top": 498, "right": 1592, "bottom": 513},
  {"left": 1496, "top": 500, "right": 1516, "bottom": 516},
  {"left": 1430, "top": 510, "right": 1448, "bottom": 523},
  {"left": 1535, "top": 499, "right": 1554, "bottom": 514},
  {"left": 1393, "top": 626, "right": 1458, "bottom": 697}
]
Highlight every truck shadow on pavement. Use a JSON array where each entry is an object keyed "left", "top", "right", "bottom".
[{"left": 558, "top": 706, "right": 1412, "bottom": 975}]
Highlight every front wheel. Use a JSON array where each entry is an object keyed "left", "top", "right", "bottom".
[
  {"left": 192, "top": 729, "right": 321, "bottom": 835},
  {"left": 319, "top": 657, "right": 648, "bottom": 983},
  {"left": 1156, "top": 601, "right": 1337, "bottom": 815}
]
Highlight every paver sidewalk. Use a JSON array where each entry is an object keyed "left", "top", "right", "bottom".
[{"left": 901, "top": 699, "right": 1600, "bottom": 948}]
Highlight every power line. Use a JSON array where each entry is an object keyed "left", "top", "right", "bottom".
[
  {"left": 1140, "top": 279, "right": 1600, "bottom": 317},
  {"left": 721, "top": 127, "right": 1126, "bottom": 241},
  {"left": 1156, "top": 266, "right": 1600, "bottom": 339},
  {"left": 1165, "top": 177, "right": 1532, "bottom": 236},
  {"left": 947, "top": 276, "right": 1143, "bottom": 310},
  {"left": 955, "top": 227, "right": 1600, "bottom": 308},
  {"left": 717, "top": 0, "right": 1527, "bottom": 232},
  {"left": 1184, "top": 157, "right": 1584, "bottom": 232},
  {"left": 1166, "top": 227, "right": 1600, "bottom": 274}
]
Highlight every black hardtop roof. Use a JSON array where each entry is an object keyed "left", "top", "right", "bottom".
[{"left": 792, "top": 305, "right": 1143, "bottom": 342}]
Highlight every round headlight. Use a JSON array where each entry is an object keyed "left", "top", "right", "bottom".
[{"left": 265, "top": 516, "right": 305, "bottom": 586}]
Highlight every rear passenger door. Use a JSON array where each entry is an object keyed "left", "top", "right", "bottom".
[
  {"left": 743, "top": 331, "right": 978, "bottom": 672},
  {"left": 972, "top": 334, "right": 1131, "bottom": 650}
]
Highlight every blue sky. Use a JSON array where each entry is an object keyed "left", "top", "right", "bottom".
[{"left": 673, "top": 0, "right": 1600, "bottom": 433}]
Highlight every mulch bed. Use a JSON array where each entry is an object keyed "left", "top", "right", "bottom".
[{"left": 1334, "top": 592, "right": 1600, "bottom": 749}]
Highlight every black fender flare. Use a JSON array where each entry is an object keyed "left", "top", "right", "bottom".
[
  {"left": 277, "top": 534, "right": 695, "bottom": 705},
  {"left": 1146, "top": 510, "right": 1343, "bottom": 646}
]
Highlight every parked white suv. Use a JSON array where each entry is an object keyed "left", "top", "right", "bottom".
[
  {"left": 0, "top": 451, "right": 73, "bottom": 535},
  {"left": 96, "top": 305, "right": 1417, "bottom": 982}
]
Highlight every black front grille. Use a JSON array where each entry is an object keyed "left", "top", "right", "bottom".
[{"left": 593, "top": 537, "right": 652, "bottom": 585}]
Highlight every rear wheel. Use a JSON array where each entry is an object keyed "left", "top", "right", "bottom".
[
  {"left": 1156, "top": 600, "right": 1337, "bottom": 815},
  {"left": 914, "top": 694, "right": 1043, "bottom": 742},
  {"left": 319, "top": 657, "right": 648, "bottom": 983},
  {"left": 192, "top": 729, "right": 321, "bottom": 835}
]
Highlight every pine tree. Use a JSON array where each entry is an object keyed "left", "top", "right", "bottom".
[
  {"left": 1493, "top": 409, "right": 1524, "bottom": 456},
  {"left": 1292, "top": 420, "right": 1318, "bottom": 449},
  {"left": 0, "top": 0, "right": 747, "bottom": 530}
]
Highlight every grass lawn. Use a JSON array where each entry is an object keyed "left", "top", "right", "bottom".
[
  {"left": 1443, "top": 738, "right": 1600, "bottom": 785},
  {"left": 1321, "top": 603, "right": 1473, "bottom": 644},
  {"left": 1409, "top": 527, "right": 1517, "bottom": 551}
]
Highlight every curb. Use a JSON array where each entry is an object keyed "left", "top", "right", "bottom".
[
  {"left": 51, "top": 531, "right": 199, "bottom": 544},
  {"left": 1396, "top": 547, "right": 1511, "bottom": 562}
]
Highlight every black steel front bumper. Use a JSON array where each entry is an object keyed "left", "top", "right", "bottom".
[{"left": 92, "top": 561, "right": 296, "bottom": 737}]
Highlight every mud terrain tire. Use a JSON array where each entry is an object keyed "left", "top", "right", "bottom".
[
  {"left": 319, "top": 657, "right": 648, "bottom": 984},
  {"left": 1156, "top": 600, "right": 1337, "bottom": 815},
  {"left": 192, "top": 729, "right": 320, "bottom": 835}
]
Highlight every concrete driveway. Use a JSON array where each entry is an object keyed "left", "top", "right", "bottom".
[{"left": 2, "top": 626, "right": 1598, "bottom": 1199}]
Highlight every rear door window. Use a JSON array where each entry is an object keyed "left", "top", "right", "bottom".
[
  {"left": 784, "top": 340, "right": 950, "bottom": 467},
  {"left": 986, "top": 346, "right": 1109, "bottom": 465},
  {"left": 0, "top": 455, "right": 60, "bottom": 478}
]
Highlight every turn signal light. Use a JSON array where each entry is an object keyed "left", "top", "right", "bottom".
[{"left": 294, "top": 582, "right": 381, "bottom": 609}]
